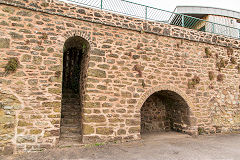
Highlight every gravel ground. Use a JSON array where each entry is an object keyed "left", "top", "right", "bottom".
[{"left": 1, "top": 132, "right": 240, "bottom": 160}]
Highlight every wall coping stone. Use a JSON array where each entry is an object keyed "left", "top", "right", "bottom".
[{"left": 1, "top": 0, "right": 240, "bottom": 49}]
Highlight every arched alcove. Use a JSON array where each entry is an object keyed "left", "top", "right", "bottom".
[
  {"left": 60, "top": 36, "right": 90, "bottom": 143},
  {"left": 140, "top": 90, "right": 191, "bottom": 134}
]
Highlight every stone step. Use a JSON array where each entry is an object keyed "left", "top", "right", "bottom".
[
  {"left": 62, "top": 99, "right": 80, "bottom": 102},
  {"left": 62, "top": 105, "right": 80, "bottom": 108},
  {"left": 61, "top": 106, "right": 81, "bottom": 110},
  {"left": 62, "top": 104, "right": 81, "bottom": 107},
  {"left": 61, "top": 112, "right": 80, "bottom": 117},
  {"left": 62, "top": 95, "right": 79, "bottom": 99},
  {"left": 61, "top": 125, "right": 81, "bottom": 134},
  {"left": 61, "top": 115, "right": 81, "bottom": 119},
  {"left": 62, "top": 104, "right": 80, "bottom": 107},
  {"left": 61, "top": 118, "right": 80, "bottom": 124},
  {"left": 62, "top": 103, "right": 80, "bottom": 105},
  {"left": 62, "top": 110, "right": 80, "bottom": 112},
  {"left": 60, "top": 91, "right": 82, "bottom": 144},
  {"left": 60, "top": 133, "right": 82, "bottom": 142},
  {"left": 61, "top": 110, "right": 81, "bottom": 113}
]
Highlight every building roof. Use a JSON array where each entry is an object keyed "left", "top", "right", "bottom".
[{"left": 174, "top": 6, "right": 240, "bottom": 19}]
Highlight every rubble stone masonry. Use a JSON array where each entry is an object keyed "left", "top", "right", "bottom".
[{"left": 0, "top": 0, "right": 240, "bottom": 155}]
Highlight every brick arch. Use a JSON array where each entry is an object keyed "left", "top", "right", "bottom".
[
  {"left": 137, "top": 85, "right": 197, "bottom": 129},
  {"left": 59, "top": 30, "right": 94, "bottom": 55},
  {"left": 137, "top": 85, "right": 194, "bottom": 110},
  {"left": 63, "top": 30, "right": 93, "bottom": 47}
]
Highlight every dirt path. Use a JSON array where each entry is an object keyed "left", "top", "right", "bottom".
[{"left": 2, "top": 132, "right": 240, "bottom": 160}]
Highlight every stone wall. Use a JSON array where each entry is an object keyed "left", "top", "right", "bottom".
[{"left": 0, "top": 0, "right": 240, "bottom": 154}]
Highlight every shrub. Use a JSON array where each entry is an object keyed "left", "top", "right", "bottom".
[
  {"left": 133, "top": 64, "right": 143, "bottom": 77},
  {"left": 208, "top": 71, "right": 214, "bottom": 81},
  {"left": 216, "top": 58, "right": 227, "bottom": 71},
  {"left": 236, "top": 64, "right": 240, "bottom": 74},
  {"left": 198, "top": 127, "right": 204, "bottom": 135},
  {"left": 217, "top": 74, "right": 224, "bottom": 82},
  {"left": 227, "top": 47, "right": 233, "bottom": 56},
  {"left": 4, "top": 57, "right": 19, "bottom": 74},
  {"left": 205, "top": 47, "right": 212, "bottom": 58},
  {"left": 188, "top": 75, "right": 200, "bottom": 89},
  {"left": 40, "top": 33, "right": 48, "bottom": 40},
  {"left": 55, "top": 71, "right": 61, "bottom": 78},
  {"left": 230, "top": 57, "right": 236, "bottom": 64},
  {"left": 141, "top": 79, "right": 146, "bottom": 88}
]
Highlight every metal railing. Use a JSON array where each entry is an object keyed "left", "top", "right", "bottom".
[{"left": 60, "top": 0, "right": 240, "bottom": 39}]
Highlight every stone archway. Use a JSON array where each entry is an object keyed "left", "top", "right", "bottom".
[
  {"left": 60, "top": 36, "right": 90, "bottom": 143},
  {"left": 138, "top": 85, "right": 197, "bottom": 136}
]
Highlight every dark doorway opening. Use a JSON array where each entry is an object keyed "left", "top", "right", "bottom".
[
  {"left": 60, "top": 36, "right": 89, "bottom": 143},
  {"left": 140, "top": 90, "right": 190, "bottom": 134}
]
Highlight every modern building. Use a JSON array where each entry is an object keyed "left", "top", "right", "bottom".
[{"left": 171, "top": 6, "right": 240, "bottom": 38}]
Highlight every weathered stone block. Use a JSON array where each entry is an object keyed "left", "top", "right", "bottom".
[
  {"left": 9, "top": 32, "right": 23, "bottom": 39},
  {"left": 29, "top": 129, "right": 42, "bottom": 134},
  {"left": 18, "top": 120, "right": 33, "bottom": 127},
  {"left": 47, "top": 47, "right": 54, "bottom": 53},
  {"left": 97, "top": 64, "right": 110, "bottom": 69},
  {"left": 117, "top": 129, "right": 126, "bottom": 135},
  {"left": 88, "top": 69, "right": 106, "bottom": 78},
  {"left": 0, "top": 38, "right": 10, "bottom": 48},
  {"left": 109, "top": 118, "right": 124, "bottom": 123},
  {"left": 32, "top": 56, "right": 42, "bottom": 65},
  {"left": 17, "top": 136, "right": 35, "bottom": 143},
  {"left": 96, "top": 127, "right": 113, "bottom": 135},
  {"left": 0, "top": 116, "right": 14, "bottom": 124},
  {"left": 13, "top": 71, "right": 26, "bottom": 77},
  {"left": 126, "top": 119, "right": 140, "bottom": 126},
  {"left": 42, "top": 102, "right": 61, "bottom": 108},
  {"left": 128, "top": 127, "right": 140, "bottom": 133},
  {"left": 85, "top": 102, "right": 100, "bottom": 108},
  {"left": 84, "top": 115, "right": 106, "bottom": 123},
  {"left": 0, "top": 20, "right": 9, "bottom": 26},
  {"left": 102, "top": 103, "right": 112, "bottom": 108},
  {"left": 2, "top": 7, "right": 15, "bottom": 14},
  {"left": 97, "top": 85, "right": 107, "bottom": 90},
  {"left": 49, "top": 65, "right": 62, "bottom": 71},
  {"left": 44, "top": 130, "right": 59, "bottom": 137},
  {"left": 28, "top": 79, "right": 38, "bottom": 85},
  {"left": 2, "top": 145, "right": 14, "bottom": 155},
  {"left": 48, "top": 88, "right": 61, "bottom": 94},
  {"left": 83, "top": 124, "right": 94, "bottom": 134},
  {"left": 121, "top": 91, "right": 132, "bottom": 98},
  {"left": 17, "top": 10, "right": 32, "bottom": 17}
]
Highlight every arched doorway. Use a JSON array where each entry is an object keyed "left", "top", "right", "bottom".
[
  {"left": 60, "top": 36, "right": 89, "bottom": 143},
  {"left": 141, "top": 90, "right": 191, "bottom": 134}
]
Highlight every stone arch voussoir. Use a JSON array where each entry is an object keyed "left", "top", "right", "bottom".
[{"left": 63, "top": 30, "right": 93, "bottom": 48}]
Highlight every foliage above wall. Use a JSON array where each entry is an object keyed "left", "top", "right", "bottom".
[{"left": 188, "top": 75, "right": 200, "bottom": 89}]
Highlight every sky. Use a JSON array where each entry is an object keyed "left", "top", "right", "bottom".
[
  {"left": 129, "top": 0, "right": 240, "bottom": 13},
  {"left": 62, "top": 0, "right": 240, "bottom": 13}
]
